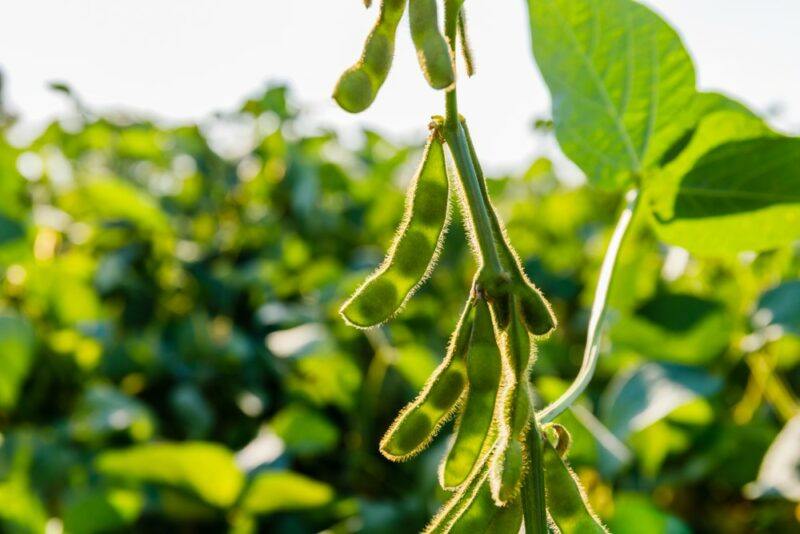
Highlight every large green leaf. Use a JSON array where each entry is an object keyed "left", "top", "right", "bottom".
[
  {"left": 95, "top": 442, "right": 244, "bottom": 508},
  {"left": 239, "top": 470, "right": 334, "bottom": 515},
  {"left": 528, "top": 0, "right": 696, "bottom": 188},
  {"left": 648, "top": 106, "right": 772, "bottom": 216},
  {"left": 654, "top": 137, "right": 800, "bottom": 254}
]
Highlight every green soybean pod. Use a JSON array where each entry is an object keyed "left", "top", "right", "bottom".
[
  {"left": 543, "top": 440, "right": 608, "bottom": 534},
  {"left": 333, "top": 0, "right": 406, "bottom": 113},
  {"left": 409, "top": 0, "right": 455, "bottom": 90},
  {"left": 490, "top": 306, "right": 534, "bottom": 504},
  {"left": 340, "top": 131, "right": 450, "bottom": 328},
  {"left": 459, "top": 117, "right": 557, "bottom": 336},
  {"left": 449, "top": 479, "right": 523, "bottom": 534},
  {"left": 439, "top": 299, "right": 502, "bottom": 490},
  {"left": 425, "top": 461, "right": 490, "bottom": 534},
  {"left": 380, "top": 298, "right": 475, "bottom": 460}
]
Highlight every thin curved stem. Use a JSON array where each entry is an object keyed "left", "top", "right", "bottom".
[{"left": 537, "top": 188, "right": 640, "bottom": 424}]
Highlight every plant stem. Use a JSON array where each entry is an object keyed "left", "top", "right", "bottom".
[
  {"left": 522, "top": 416, "right": 549, "bottom": 534},
  {"left": 537, "top": 188, "right": 640, "bottom": 424},
  {"left": 442, "top": 2, "right": 504, "bottom": 281}
]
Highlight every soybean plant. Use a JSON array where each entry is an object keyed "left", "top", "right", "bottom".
[{"left": 334, "top": 1, "right": 606, "bottom": 532}]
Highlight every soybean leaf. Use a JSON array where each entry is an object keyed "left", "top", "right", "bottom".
[
  {"left": 607, "top": 493, "right": 691, "bottom": 534},
  {"left": 610, "top": 293, "right": 733, "bottom": 365},
  {"left": 239, "top": 470, "right": 334, "bottom": 515},
  {"left": 268, "top": 404, "right": 340, "bottom": 456},
  {"left": 745, "top": 414, "right": 800, "bottom": 502},
  {"left": 62, "top": 488, "right": 144, "bottom": 534},
  {"left": 0, "top": 314, "right": 35, "bottom": 410},
  {"left": 753, "top": 280, "right": 800, "bottom": 335},
  {"left": 527, "top": 0, "right": 696, "bottom": 188},
  {"left": 648, "top": 107, "right": 772, "bottom": 217},
  {"left": 654, "top": 137, "right": 800, "bottom": 254},
  {"left": 95, "top": 442, "right": 244, "bottom": 508},
  {"left": 0, "top": 477, "right": 48, "bottom": 534},
  {"left": 600, "top": 362, "right": 721, "bottom": 439}
]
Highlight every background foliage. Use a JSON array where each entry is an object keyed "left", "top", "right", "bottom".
[{"left": 0, "top": 80, "right": 798, "bottom": 533}]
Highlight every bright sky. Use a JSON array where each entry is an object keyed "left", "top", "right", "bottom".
[{"left": 3, "top": 1, "right": 799, "bottom": 174}]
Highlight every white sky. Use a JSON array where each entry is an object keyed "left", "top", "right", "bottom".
[{"left": 2, "top": 1, "right": 799, "bottom": 174}]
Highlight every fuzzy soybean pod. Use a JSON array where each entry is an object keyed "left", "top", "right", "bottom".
[
  {"left": 449, "top": 481, "right": 523, "bottom": 534},
  {"left": 340, "top": 131, "right": 450, "bottom": 328},
  {"left": 380, "top": 298, "right": 475, "bottom": 460},
  {"left": 409, "top": 0, "right": 455, "bottom": 90},
  {"left": 426, "top": 460, "right": 489, "bottom": 534},
  {"left": 459, "top": 117, "right": 557, "bottom": 336},
  {"left": 333, "top": 0, "right": 405, "bottom": 113},
  {"left": 543, "top": 440, "right": 608, "bottom": 534},
  {"left": 427, "top": 464, "right": 523, "bottom": 534},
  {"left": 439, "top": 298, "right": 503, "bottom": 490},
  {"left": 490, "top": 305, "right": 536, "bottom": 504}
]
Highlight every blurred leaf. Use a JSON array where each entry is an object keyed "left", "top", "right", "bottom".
[
  {"left": 70, "top": 385, "right": 155, "bottom": 443},
  {"left": 63, "top": 488, "right": 144, "bottom": 534},
  {"left": 239, "top": 470, "right": 334, "bottom": 515},
  {"left": 95, "top": 442, "right": 244, "bottom": 508},
  {"left": 607, "top": 493, "right": 691, "bottom": 534},
  {"left": 527, "top": 0, "right": 696, "bottom": 188},
  {"left": 269, "top": 404, "right": 339, "bottom": 456},
  {"left": 0, "top": 477, "right": 47, "bottom": 534},
  {"left": 393, "top": 344, "right": 438, "bottom": 391},
  {"left": 600, "top": 362, "right": 721, "bottom": 439},
  {"left": 610, "top": 293, "right": 733, "bottom": 365},
  {"left": 753, "top": 280, "right": 800, "bottom": 335},
  {"left": 61, "top": 177, "right": 171, "bottom": 235},
  {"left": 0, "top": 313, "right": 35, "bottom": 410},
  {"left": 286, "top": 351, "right": 361, "bottom": 410},
  {"left": 745, "top": 414, "right": 800, "bottom": 502}
]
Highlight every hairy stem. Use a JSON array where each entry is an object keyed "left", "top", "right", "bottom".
[
  {"left": 538, "top": 189, "right": 640, "bottom": 424},
  {"left": 442, "top": 2, "right": 504, "bottom": 281}
]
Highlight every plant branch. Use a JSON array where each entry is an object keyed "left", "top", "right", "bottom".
[
  {"left": 538, "top": 188, "right": 640, "bottom": 424},
  {"left": 441, "top": 1, "right": 504, "bottom": 281}
]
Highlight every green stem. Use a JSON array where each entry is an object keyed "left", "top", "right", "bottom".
[
  {"left": 537, "top": 188, "right": 640, "bottom": 424},
  {"left": 442, "top": 2, "right": 504, "bottom": 282},
  {"left": 522, "top": 416, "right": 549, "bottom": 534}
]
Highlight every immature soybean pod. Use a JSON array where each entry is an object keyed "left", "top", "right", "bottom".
[
  {"left": 542, "top": 440, "right": 608, "bottom": 533},
  {"left": 340, "top": 130, "right": 450, "bottom": 327},
  {"left": 380, "top": 298, "right": 474, "bottom": 460},
  {"left": 333, "top": 0, "right": 405, "bottom": 113},
  {"left": 409, "top": 0, "right": 455, "bottom": 90},
  {"left": 426, "top": 461, "right": 490, "bottom": 534},
  {"left": 490, "top": 303, "right": 535, "bottom": 504},
  {"left": 439, "top": 298, "right": 502, "bottom": 489},
  {"left": 449, "top": 481, "right": 523, "bottom": 534}
]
